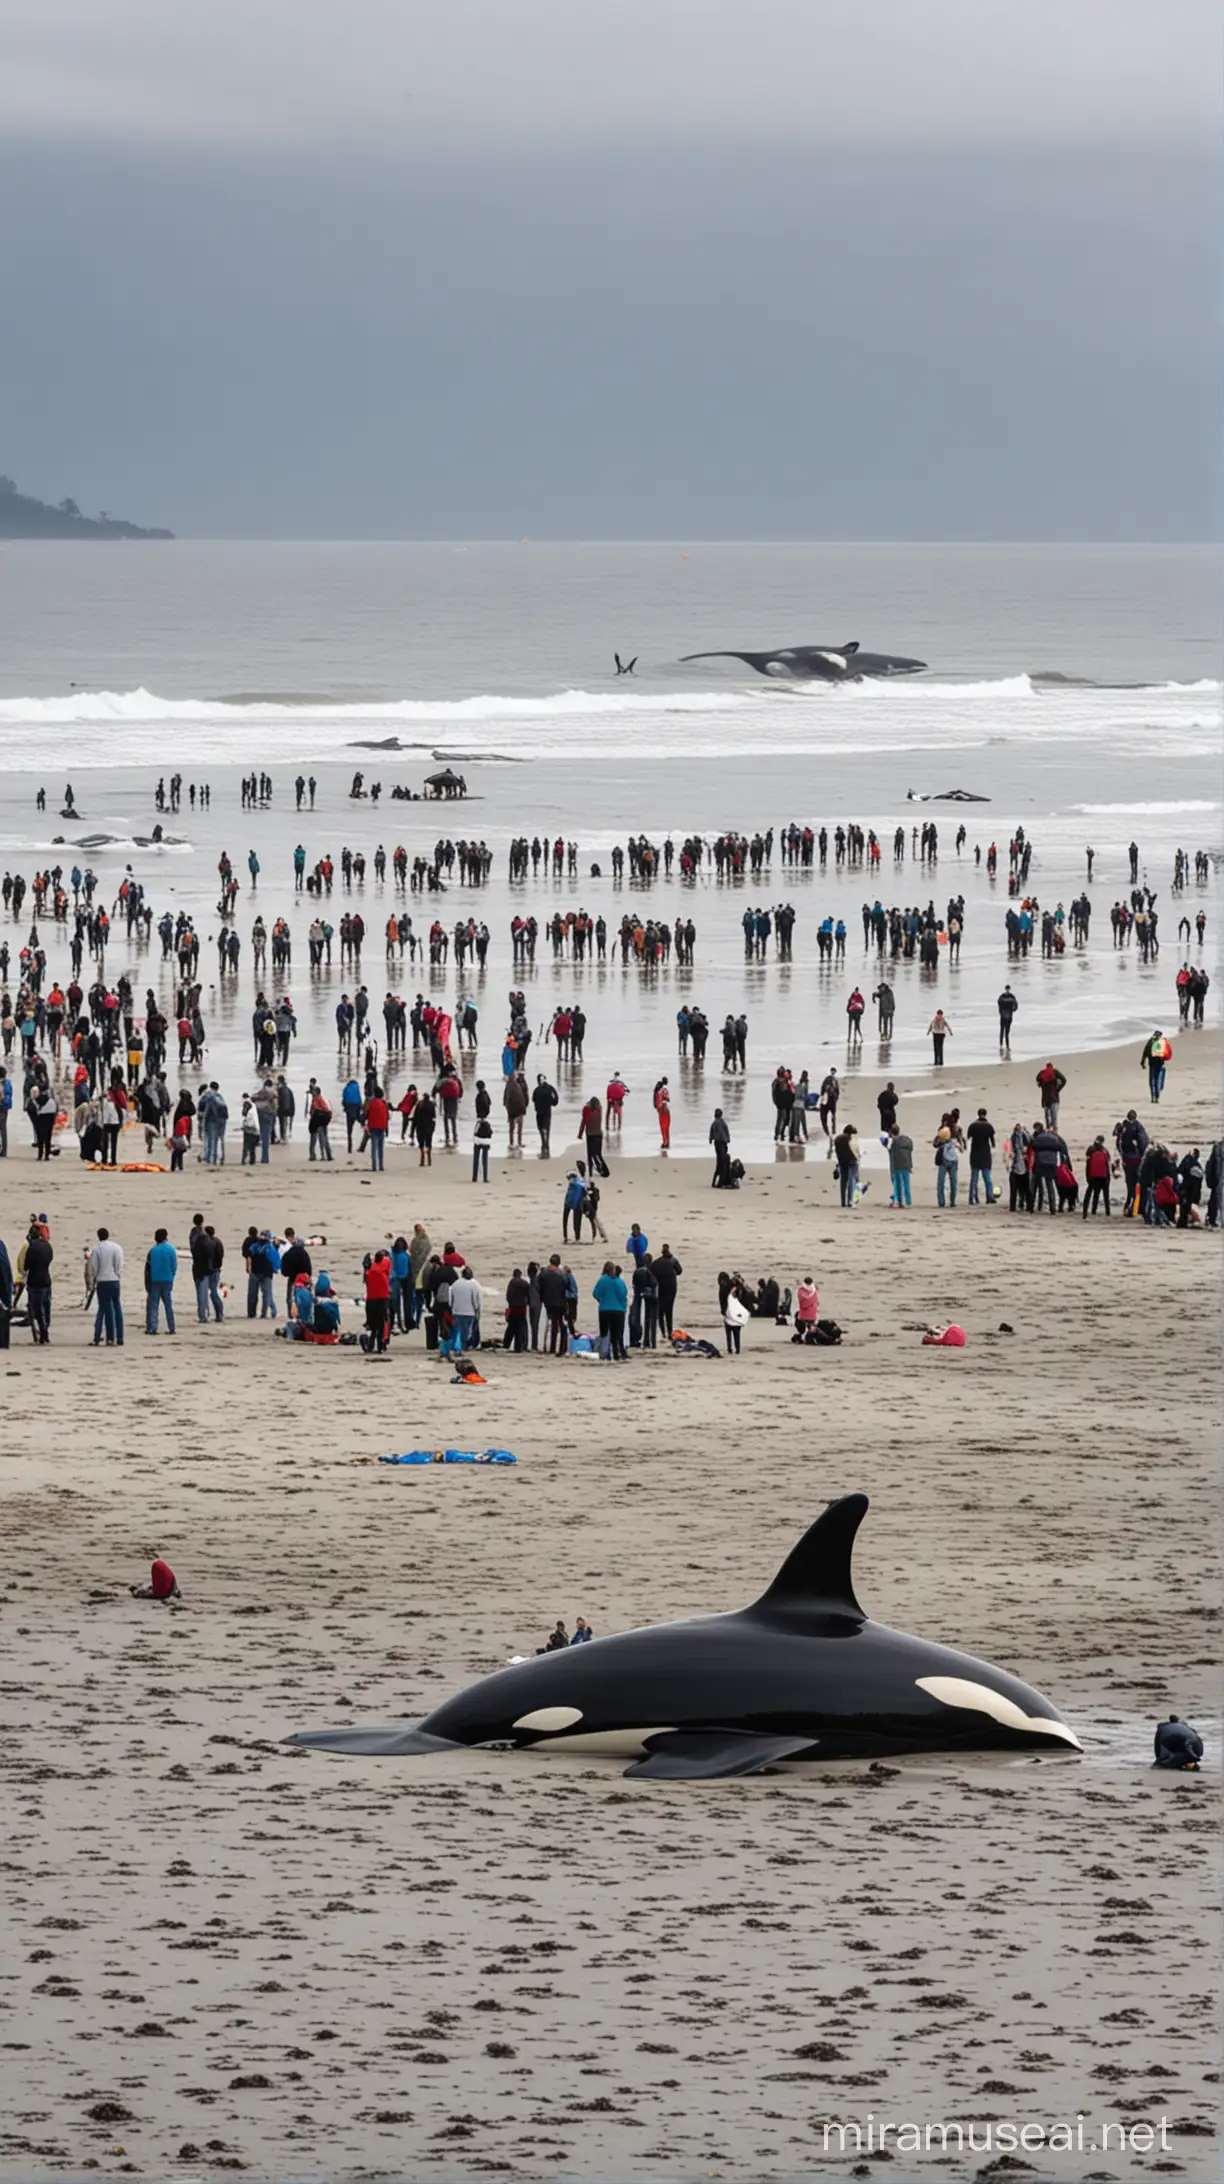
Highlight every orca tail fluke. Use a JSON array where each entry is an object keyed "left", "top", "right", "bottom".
[
  {"left": 751, "top": 1493, "right": 869, "bottom": 1622},
  {"left": 284, "top": 1724, "right": 459, "bottom": 1758}
]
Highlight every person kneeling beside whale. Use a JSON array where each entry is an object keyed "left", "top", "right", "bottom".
[{"left": 1154, "top": 1715, "right": 1203, "bottom": 1769}]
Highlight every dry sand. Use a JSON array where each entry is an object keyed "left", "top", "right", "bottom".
[{"left": 1, "top": 1032, "right": 1220, "bottom": 2180}]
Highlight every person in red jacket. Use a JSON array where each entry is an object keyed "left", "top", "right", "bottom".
[
  {"left": 364, "top": 1088, "right": 389, "bottom": 1172},
  {"left": 580, "top": 1094, "right": 610, "bottom": 1176},
  {"left": 1082, "top": 1136, "right": 1113, "bottom": 1219},
  {"left": 364, "top": 1249, "right": 391, "bottom": 1352},
  {"left": 131, "top": 1557, "right": 182, "bottom": 1601},
  {"left": 605, "top": 1073, "right": 627, "bottom": 1128},
  {"left": 397, "top": 1083, "right": 418, "bottom": 1140},
  {"left": 436, "top": 1068, "right": 463, "bottom": 1144}
]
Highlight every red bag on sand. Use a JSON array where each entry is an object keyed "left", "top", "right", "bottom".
[
  {"left": 922, "top": 1325, "right": 966, "bottom": 1348},
  {"left": 150, "top": 1559, "right": 178, "bottom": 1599}
]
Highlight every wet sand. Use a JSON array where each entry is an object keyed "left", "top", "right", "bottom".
[
  {"left": 1, "top": 753, "right": 1216, "bottom": 1159},
  {"left": 1, "top": 1032, "right": 1220, "bottom": 2179}
]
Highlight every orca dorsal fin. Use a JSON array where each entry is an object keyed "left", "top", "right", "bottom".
[{"left": 751, "top": 1494, "right": 868, "bottom": 1621}]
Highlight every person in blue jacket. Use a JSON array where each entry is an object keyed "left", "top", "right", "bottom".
[
  {"left": 312, "top": 1273, "right": 340, "bottom": 1336},
  {"left": 562, "top": 1172, "right": 586, "bottom": 1243},
  {"left": 389, "top": 1235, "right": 411, "bottom": 1330},
  {"left": 341, "top": 1077, "right": 364, "bottom": 1151},
  {"left": 247, "top": 1230, "right": 281, "bottom": 1319},
  {"left": 593, "top": 1260, "right": 628, "bottom": 1361},
  {"left": 625, "top": 1222, "right": 649, "bottom": 1267},
  {"left": 145, "top": 1228, "right": 178, "bottom": 1335},
  {"left": 571, "top": 1616, "right": 594, "bottom": 1644}
]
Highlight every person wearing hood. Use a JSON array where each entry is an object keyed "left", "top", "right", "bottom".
[
  {"left": 794, "top": 1276, "right": 820, "bottom": 1342},
  {"left": 312, "top": 1272, "right": 340, "bottom": 1336},
  {"left": 407, "top": 1223, "right": 431, "bottom": 1328}
]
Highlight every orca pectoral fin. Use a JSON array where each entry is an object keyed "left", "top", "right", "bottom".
[
  {"left": 625, "top": 1729, "right": 817, "bottom": 1780},
  {"left": 284, "top": 1723, "right": 458, "bottom": 1758}
]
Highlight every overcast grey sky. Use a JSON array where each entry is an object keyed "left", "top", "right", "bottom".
[{"left": 2, "top": 0, "right": 1217, "bottom": 538}]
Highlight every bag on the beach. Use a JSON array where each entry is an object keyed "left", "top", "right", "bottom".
[{"left": 813, "top": 1319, "right": 843, "bottom": 1346}]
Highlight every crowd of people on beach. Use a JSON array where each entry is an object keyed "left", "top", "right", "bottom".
[
  {"left": 3, "top": 784, "right": 1216, "bottom": 1198},
  {"left": 0, "top": 1191, "right": 837, "bottom": 1365}
]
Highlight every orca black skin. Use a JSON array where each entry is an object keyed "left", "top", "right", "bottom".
[
  {"left": 286, "top": 1495, "right": 1079, "bottom": 1780},
  {"left": 681, "top": 643, "right": 927, "bottom": 683}
]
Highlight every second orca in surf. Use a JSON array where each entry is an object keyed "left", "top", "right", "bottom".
[
  {"left": 285, "top": 1494, "right": 1079, "bottom": 1780},
  {"left": 682, "top": 642, "right": 927, "bottom": 681}
]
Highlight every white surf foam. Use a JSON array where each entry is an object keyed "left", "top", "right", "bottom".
[
  {"left": 0, "top": 673, "right": 1216, "bottom": 770},
  {"left": 1071, "top": 800, "right": 1220, "bottom": 815}
]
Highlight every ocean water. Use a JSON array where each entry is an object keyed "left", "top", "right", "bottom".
[{"left": 0, "top": 542, "right": 1217, "bottom": 1156}]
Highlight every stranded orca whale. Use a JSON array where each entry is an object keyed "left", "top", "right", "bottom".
[
  {"left": 682, "top": 643, "right": 927, "bottom": 683},
  {"left": 286, "top": 1494, "right": 1079, "bottom": 1780}
]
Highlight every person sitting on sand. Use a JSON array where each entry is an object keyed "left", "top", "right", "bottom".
[
  {"left": 571, "top": 1616, "right": 594, "bottom": 1644},
  {"left": 793, "top": 1277, "right": 820, "bottom": 1343},
  {"left": 1153, "top": 1715, "right": 1203, "bottom": 1769},
  {"left": 130, "top": 1558, "right": 181, "bottom": 1602},
  {"left": 311, "top": 1273, "right": 341, "bottom": 1337}
]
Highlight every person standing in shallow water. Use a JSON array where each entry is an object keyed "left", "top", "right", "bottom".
[{"left": 927, "top": 1009, "right": 951, "bottom": 1064}]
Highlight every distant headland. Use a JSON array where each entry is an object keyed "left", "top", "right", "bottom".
[{"left": 0, "top": 474, "right": 173, "bottom": 540}]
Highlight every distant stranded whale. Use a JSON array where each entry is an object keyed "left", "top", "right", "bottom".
[
  {"left": 286, "top": 1494, "right": 1079, "bottom": 1780},
  {"left": 681, "top": 641, "right": 927, "bottom": 682}
]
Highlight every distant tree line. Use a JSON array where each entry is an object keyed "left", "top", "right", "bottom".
[{"left": 0, "top": 475, "right": 173, "bottom": 539}]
